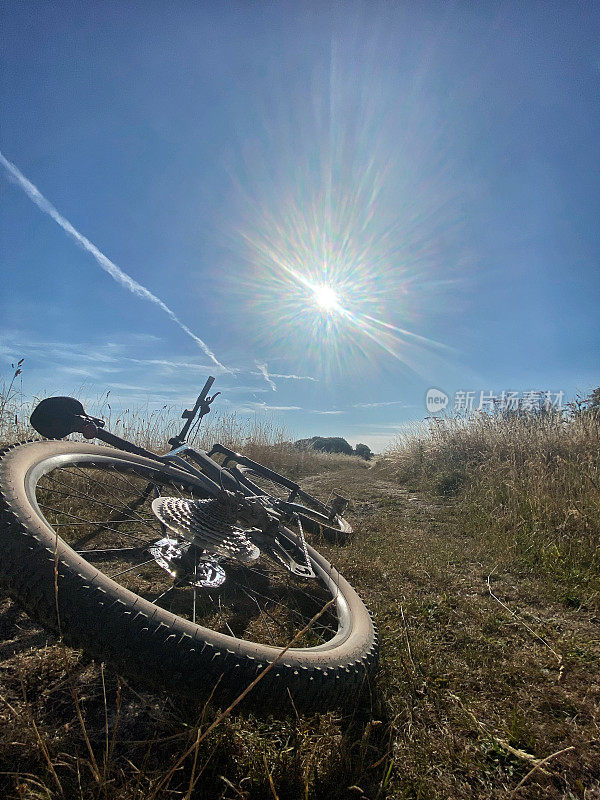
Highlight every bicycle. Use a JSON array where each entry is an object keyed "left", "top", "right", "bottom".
[{"left": 0, "top": 377, "right": 378, "bottom": 708}]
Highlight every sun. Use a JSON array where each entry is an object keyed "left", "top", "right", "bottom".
[{"left": 312, "top": 284, "right": 341, "bottom": 312}]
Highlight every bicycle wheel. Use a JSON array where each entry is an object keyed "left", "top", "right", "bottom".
[{"left": 0, "top": 440, "right": 377, "bottom": 708}]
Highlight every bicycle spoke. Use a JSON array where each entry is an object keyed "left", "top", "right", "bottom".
[
  {"left": 234, "top": 584, "right": 289, "bottom": 645},
  {"left": 151, "top": 584, "right": 176, "bottom": 605},
  {"left": 36, "top": 458, "right": 342, "bottom": 648},
  {"left": 38, "top": 504, "right": 152, "bottom": 537},
  {"left": 227, "top": 573, "right": 335, "bottom": 640},
  {"left": 192, "top": 563, "right": 197, "bottom": 624},
  {"left": 42, "top": 518, "right": 156, "bottom": 526},
  {"left": 44, "top": 471, "right": 156, "bottom": 528},
  {"left": 38, "top": 506, "right": 158, "bottom": 552},
  {"left": 76, "top": 546, "right": 149, "bottom": 558},
  {"left": 235, "top": 560, "right": 335, "bottom": 621},
  {"left": 109, "top": 558, "right": 155, "bottom": 578},
  {"left": 69, "top": 463, "right": 154, "bottom": 503},
  {"left": 207, "top": 593, "right": 236, "bottom": 637}
]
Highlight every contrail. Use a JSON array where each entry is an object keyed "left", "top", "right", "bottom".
[
  {"left": 267, "top": 372, "right": 318, "bottom": 382},
  {"left": 255, "top": 361, "right": 276, "bottom": 391},
  {"left": 0, "top": 151, "right": 228, "bottom": 371},
  {"left": 251, "top": 370, "right": 317, "bottom": 382}
]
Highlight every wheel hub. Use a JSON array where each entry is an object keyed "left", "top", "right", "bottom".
[{"left": 148, "top": 536, "right": 226, "bottom": 588}]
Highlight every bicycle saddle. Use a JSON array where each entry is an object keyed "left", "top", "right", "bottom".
[{"left": 30, "top": 396, "right": 87, "bottom": 439}]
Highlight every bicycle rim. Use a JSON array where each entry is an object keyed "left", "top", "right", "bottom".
[
  {"left": 0, "top": 441, "right": 378, "bottom": 707},
  {"left": 29, "top": 452, "right": 346, "bottom": 649}
]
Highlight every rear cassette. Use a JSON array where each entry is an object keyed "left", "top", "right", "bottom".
[{"left": 151, "top": 495, "right": 260, "bottom": 562}]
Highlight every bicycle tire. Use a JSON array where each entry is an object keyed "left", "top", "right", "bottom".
[{"left": 0, "top": 440, "right": 378, "bottom": 708}]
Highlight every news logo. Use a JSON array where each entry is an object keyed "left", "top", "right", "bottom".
[{"left": 426, "top": 388, "right": 449, "bottom": 413}]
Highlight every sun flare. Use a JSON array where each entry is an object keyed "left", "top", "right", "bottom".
[{"left": 312, "top": 284, "right": 341, "bottom": 312}]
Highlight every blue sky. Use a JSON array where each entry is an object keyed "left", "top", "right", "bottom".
[{"left": 1, "top": 1, "right": 599, "bottom": 451}]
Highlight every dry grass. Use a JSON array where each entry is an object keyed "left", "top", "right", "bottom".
[
  {"left": 0, "top": 375, "right": 356, "bottom": 478},
  {"left": 0, "top": 377, "right": 599, "bottom": 798},
  {"left": 378, "top": 407, "right": 600, "bottom": 606}
]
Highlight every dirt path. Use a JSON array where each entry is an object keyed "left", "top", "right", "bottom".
[{"left": 314, "top": 466, "right": 600, "bottom": 798}]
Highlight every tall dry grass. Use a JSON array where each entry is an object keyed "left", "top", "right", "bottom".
[
  {"left": 380, "top": 404, "right": 600, "bottom": 601},
  {"left": 0, "top": 371, "right": 356, "bottom": 479}
]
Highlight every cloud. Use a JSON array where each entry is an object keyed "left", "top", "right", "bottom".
[
  {"left": 312, "top": 410, "right": 343, "bottom": 415},
  {"left": 357, "top": 421, "right": 423, "bottom": 431},
  {"left": 250, "top": 370, "right": 317, "bottom": 382},
  {"left": 231, "top": 400, "right": 302, "bottom": 413},
  {"left": 352, "top": 400, "right": 405, "bottom": 408},
  {"left": 127, "top": 358, "right": 217, "bottom": 372},
  {"left": 255, "top": 361, "right": 277, "bottom": 391},
  {"left": 0, "top": 151, "right": 228, "bottom": 371},
  {"left": 222, "top": 385, "right": 271, "bottom": 395},
  {"left": 254, "top": 402, "right": 301, "bottom": 411},
  {"left": 267, "top": 373, "right": 318, "bottom": 382},
  {"left": 104, "top": 381, "right": 190, "bottom": 394},
  {"left": 1, "top": 333, "right": 216, "bottom": 375},
  {"left": 58, "top": 366, "right": 98, "bottom": 378},
  {"left": 263, "top": 405, "right": 301, "bottom": 411}
]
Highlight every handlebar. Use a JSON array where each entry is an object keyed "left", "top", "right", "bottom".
[{"left": 168, "top": 376, "right": 218, "bottom": 449}]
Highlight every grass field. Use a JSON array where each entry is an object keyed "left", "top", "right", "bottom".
[{"left": 0, "top": 383, "right": 598, "bottom": 798}]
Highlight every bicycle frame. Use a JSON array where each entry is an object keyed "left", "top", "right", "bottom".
[
  {"left": 29, "top": 376, "right": 349, "bottom": 531},
  {"left": 88, "top": 432, "right": 339, "bottom": 524}
]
